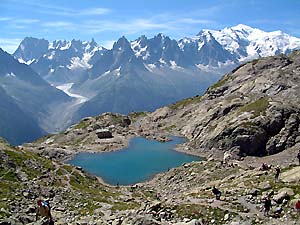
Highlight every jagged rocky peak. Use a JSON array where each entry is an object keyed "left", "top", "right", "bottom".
[
  {"left": 113, "top": 36, "right": 132, "bottom": 52},
  {"left": 131, "top": 35, "right": 148, "bottom": 50},
  {"left": 13, "top": 37, "right": 49, "bottom": 63}
]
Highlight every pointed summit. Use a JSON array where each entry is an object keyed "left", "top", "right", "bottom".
[
  {"left": 90, "top": 38, "right": 97, "bottom": 47},
  {"left": 113, "top": 36, "right": 131, "bottom": 51},
  {"left": 13, "top": 37, "right": 49, "bottom": 63}
]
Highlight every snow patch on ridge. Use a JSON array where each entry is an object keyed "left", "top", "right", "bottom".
[
  {"left": 5, "top": 72, "right": 16, "bottom": 78},
  {"left": 17, "top": 58, "right": 35, "bottom": 65},
  {"left": 67, "top": 54, "right": 92, "bottom": 70}
]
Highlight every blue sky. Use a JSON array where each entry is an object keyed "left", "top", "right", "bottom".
[{"left": 1, "top": 0, "right": 299, "bottom": 53}]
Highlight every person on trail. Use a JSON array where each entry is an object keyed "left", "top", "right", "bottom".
[
  {"left": 274, "top": 166, "right": 281, "bottom": 182},
  {"left": 264, "top": 196, "right": 272, "bottom": 216},
  {"left": 36, "top": 199, "right": 54, "bottom": 224},
  {"left": 212, "top": 186, "right": 222, "bottom": 200},
  {"left": 297, "top": 150, "right": 300, "bottom": 165},
  {"left": 296, "top": 200, "right": 300, "bottom": 214},
  {"left": 260, "top": 163, "right": 270, "bottom": 171}
]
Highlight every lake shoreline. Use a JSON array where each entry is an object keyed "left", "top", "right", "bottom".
[{"left": 66, "top": 135, "right": 202, "bottom": 187}]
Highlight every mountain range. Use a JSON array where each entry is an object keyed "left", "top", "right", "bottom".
[{"left": 1, "top": 24, "right": 300, "bottom": 144}]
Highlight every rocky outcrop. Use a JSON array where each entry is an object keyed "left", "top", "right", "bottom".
[{"left": 136, "top": 51, "right": 300, "bottom": 157}]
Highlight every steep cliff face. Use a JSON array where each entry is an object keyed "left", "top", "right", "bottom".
[{"left": 138, "top": 51, "right": 300, "bottom": 157}]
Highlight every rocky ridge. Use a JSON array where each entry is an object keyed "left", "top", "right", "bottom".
[{"left": 136, "top": 50, "right": 300, "bottom": 158}]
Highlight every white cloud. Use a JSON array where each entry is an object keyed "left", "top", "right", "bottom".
[
  {"left": 79, "top": 8, "right": 111, "bottom": 16},
  {"left": 80, "top": 14, "right": 216, "bottom": 37},
  {"left": 0, "top": 38, "right": 22, "bottom": 54},
  {"left": 0, "top": 17, "right": 12, "bottom": 22},
  {"left": 14, "top": 19, "right": 39, "bottom": 24},
  {"left": 178, "top": 18, "right": 215, "bottom": 25},
  {"left": 43, "top": 21, "right": 74, "bottom": 29},
  {"left": 8, "top": 0, "right": 110, "bottom": 17}
]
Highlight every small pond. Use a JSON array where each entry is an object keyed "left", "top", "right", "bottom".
[{"left": 68, "top": 136, "right": 200, "bottom": 185}]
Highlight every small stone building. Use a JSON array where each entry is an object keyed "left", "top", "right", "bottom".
[{"left": 96, "top": 129, "right": 113, "bottom": 139}]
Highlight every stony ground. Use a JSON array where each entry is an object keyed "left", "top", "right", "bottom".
[{"left": 1, "top": 134, "right": 300, "bottom": 225}]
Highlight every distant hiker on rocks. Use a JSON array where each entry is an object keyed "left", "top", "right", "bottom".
[
  {"left": 295, "top": 200, "right": 300, "bottom": 214},
  {"left": 264, "top": 196, "right": 272, "bottom": 216},
  {"left": 260, "top": 163, "right": 271, "bottom": 171},
  {"left": 297, "top": 150, "right": 300, "bottom": 165},
  {"left": 274, "top": 166, "right": 281, "bottom": 182},
  {"left": 36, "top": 199, "right": 54, "bottom": 225},
  {"left": 212, "top": 186, "right": 222, "bottom": 200}
]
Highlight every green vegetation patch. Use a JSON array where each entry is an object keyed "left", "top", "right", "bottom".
[
  {"left": 3, "top": 148, "right": 54, "bottom": 180},
  {"left": 129, "top": 111, "right": 147, "bottom": 121},
  {"left": 1, "top": 170, "right": 18, "bottom": 181},
  {"left": 111, "top": 201, "right": 140, "bottom": 211},
  {"left": 239, "top": 97, "right": 269, "bottom": 117},
  {"left": 165, "top": 125, "right": 176, "bottom": 131},
  {"left": 75, "top": 120, "right": 90, "bottom": 129},
  {"left": 170, "top": 95, "right": 202, "bottom": 110},
  {"left": 209, "top": 75, "right": 231, "bottom": 90},
  {"left": 34, "top": 134, "right": 54, "bottom": 144},
  {"left": 174, "top": 203, "right": 231, "bottom": 223}
]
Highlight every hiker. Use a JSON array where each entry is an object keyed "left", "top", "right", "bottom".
[
  {"left": 260, "top": 163, "right": 270, "bottom": 171},
  {"left": 36, "top": 199, "right": 54, "bottom": 224},
  {"left": 274, "top": 166, "right": 281, "bottom": 182},
  {"left": 297, "top": 150, "right": 300, "bottom": 165},
  {"left": 212, "top": 186, "right": 222, "bottom": 200},
  {"left": 264, "top": 196, "right": 272, "bottom": 216},
  {"left": 296, "top": 200, "right": 300, "bottom": 214}
]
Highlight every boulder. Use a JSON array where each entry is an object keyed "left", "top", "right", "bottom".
[
  {"left": 96, "top": 129, "right": 113, "bottom": 139},
  {"left": 273, "top": 189, "right": 292, "bottom": 203}
]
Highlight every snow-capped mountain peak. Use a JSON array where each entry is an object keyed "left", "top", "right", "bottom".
[
  {"left": 194, "top": 24, "right": 300, "bottom": 61},
  {"left": 231, "top": 24, "right": 255, "bottom": 34},
  {"left": 11, "top": 24, "right": 300, "bottom": 85}
]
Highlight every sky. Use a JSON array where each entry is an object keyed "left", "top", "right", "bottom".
[{"left": 0, "top": 0, "right": 300, "bottom": 53}]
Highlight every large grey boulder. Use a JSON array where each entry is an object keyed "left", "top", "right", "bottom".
[{"left": 96, "top": 129, "right": 113, "bottom": 139}]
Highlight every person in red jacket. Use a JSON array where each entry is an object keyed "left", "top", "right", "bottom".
[{"left": 296, "top": 200, "right": 300, "bottom": 214}]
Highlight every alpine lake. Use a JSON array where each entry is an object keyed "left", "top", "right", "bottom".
[{"left": 68, "top": 136, "right": 201, "bottom": 185}]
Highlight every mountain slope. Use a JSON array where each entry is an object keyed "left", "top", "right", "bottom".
[
  {"left": 0, "top": 48, "right": 71, "bottom": 137},
  {"left": 137, "top": 50, "right": 300, "bottom": 157},
  {"left": 0, "top": 86, "right": 45, "bottom": 145}
]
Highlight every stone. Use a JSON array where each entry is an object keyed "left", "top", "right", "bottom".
[
  {"left": 273, "top": 190, "right": 291, "bottom": 203},
  {"left": 224, "top": 213, "right": 230, "bottom": 221},
  {"left": 96, "top": 129, "right": 113, "bottom": 139},
  {"left": 247, "top": 188, "right": 260, "bottom": 196}
]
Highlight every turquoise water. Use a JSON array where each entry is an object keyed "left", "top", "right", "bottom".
[{"left": 68, "top": 136, "right": 200, "bottom": 185}]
